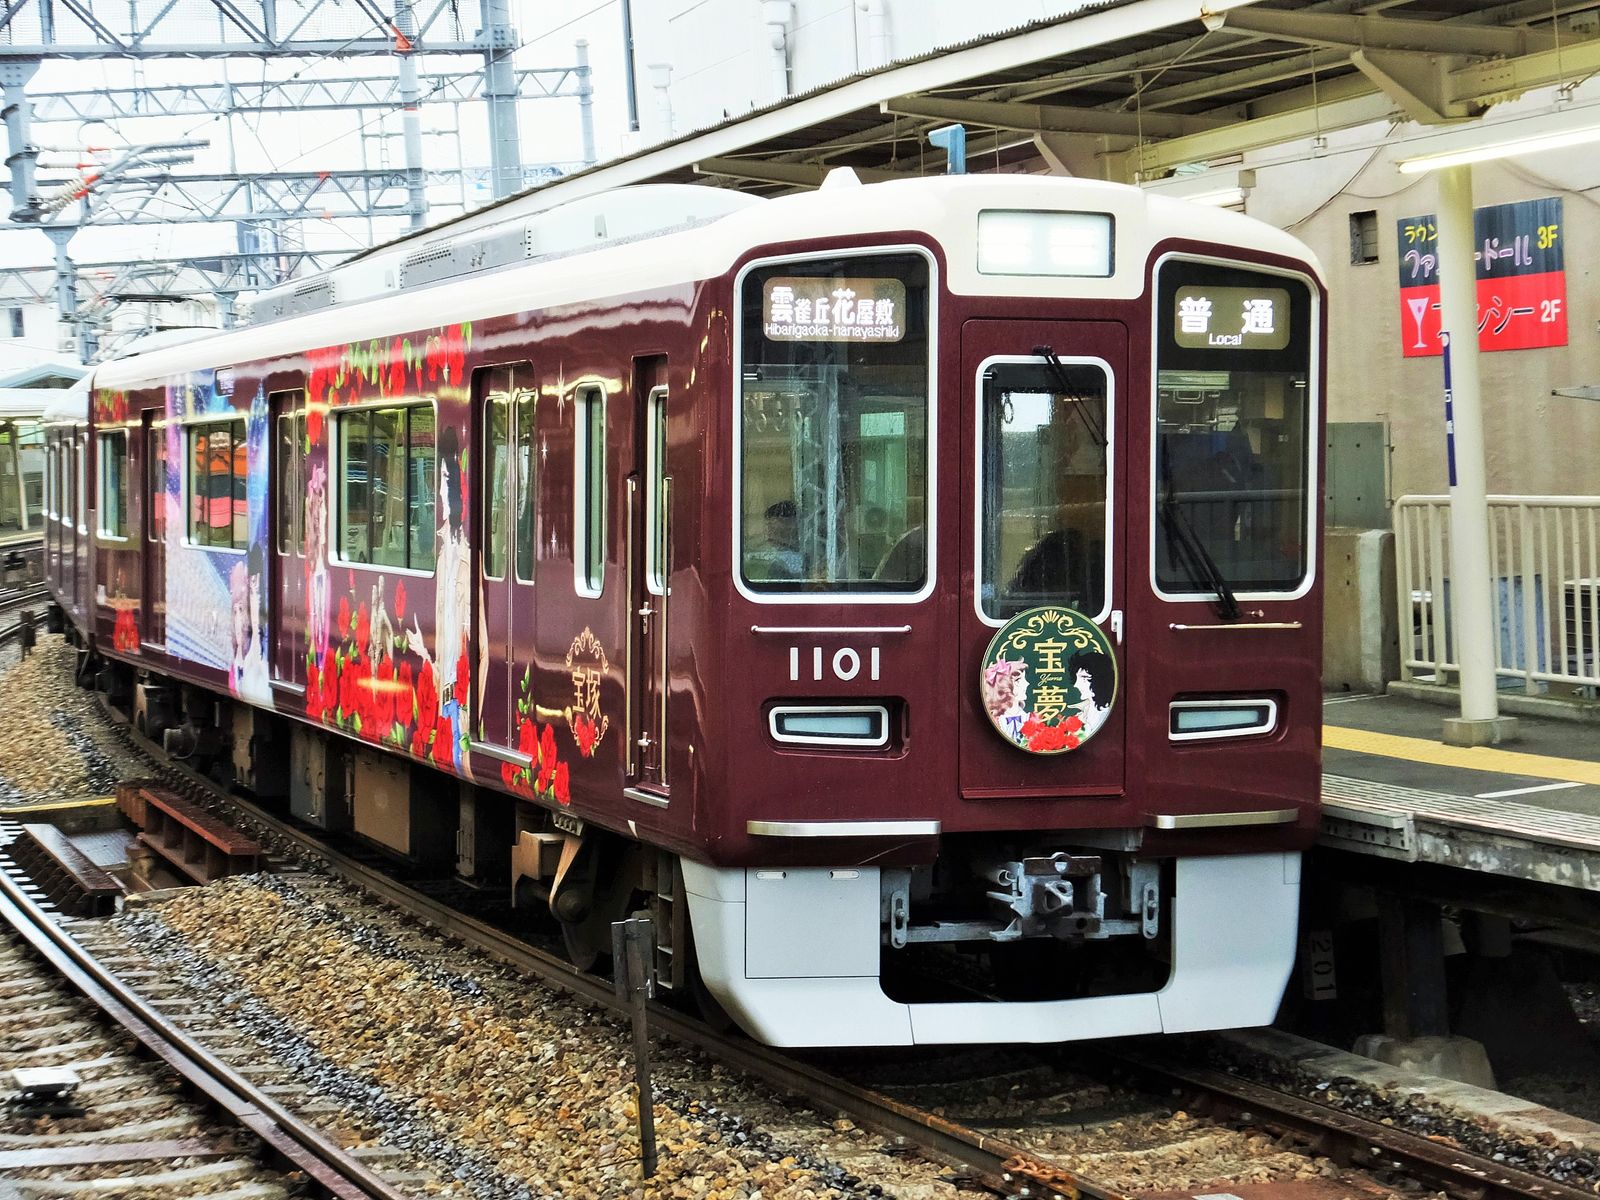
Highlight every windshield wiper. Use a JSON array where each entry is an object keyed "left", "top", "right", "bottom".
[
  {"left": 1158, "top": 438, "right": 1241, "bottom": 622},
  {"left": 1033, "top": 345, "right": 1106, "bottom": 448}
]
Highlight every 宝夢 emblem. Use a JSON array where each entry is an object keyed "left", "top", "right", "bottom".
[{"left": 980, "top": 606, "right": 1117, "bottom": 754}]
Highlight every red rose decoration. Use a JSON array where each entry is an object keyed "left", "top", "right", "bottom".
[
  {"left": 501, "top": 761, "right": 516, "bottom": 787},
  {"left": 374, "top": 657, "right": 396, "bottom": 729},
  {"left": 431, "top": 719, "right": 454, "bottom": 767},
  {"left": 394, "top": 580, "right": 406, "bottom": 620},
  {"left": 538, "top": 725, "right": 558, "bottom": 790},
  {"left": 356, "top": 601, "right": 371, "bottom": 652},
  {"left": 455, "top": 653, "right": 469, "bottom": 705},
  {"left": 397, "top": 661, "right": 414, "bottom": 725},
  {"left": 1064, "top": 714, "right": 1084, "bottom": 734},
  {"left": 306, "top": 405, "right": 323, "bottom": 447},
  {"left": 554, "top": 761, "right": 570, "bottom": 806},
  {"left": 411, "top": 727, "right": 424, "bottom": 757},
  {"left": 415, "top": 661, "right": 438, "bottom": 738},
  {"left": 573, "top": 713, "right": 597, "bottom": 757},
  {"left": 518, "top": 717, "right": 536, "bottom": 758},
  {"left": 339, "top": 655, "right": 359, "bottom": 721},
  {"left": 337, "top": 595, "right": 351, "bottom": 639}
]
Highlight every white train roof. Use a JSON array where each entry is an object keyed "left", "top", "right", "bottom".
[{"left": 96, "top": 173, "right": 1322, "bottom": 392}]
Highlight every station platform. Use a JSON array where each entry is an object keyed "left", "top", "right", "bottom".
[{"left": 1321, "top": 693, "right": 1600, "bottom": 892}]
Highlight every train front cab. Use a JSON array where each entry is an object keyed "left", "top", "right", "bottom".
[
  {"left": 43, "top": 411, "right": 91, "bottom": 634},
  {"left": 684, "top": 190, "right": 1323, "bottom": 1046}
]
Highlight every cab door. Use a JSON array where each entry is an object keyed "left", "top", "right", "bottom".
[
  {"left": 625, "top": 358, "right": 669, "bottom": 798},
  {"left": 958, "top": 320, "right": 1126, "bottom": 800},
  {"left": 269, "top": 392, "right": 304, "bottom": 682}
]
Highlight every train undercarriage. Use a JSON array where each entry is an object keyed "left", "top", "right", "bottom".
[{"left": 77, "top": 641, "right": 1300, "bottom": 1047}]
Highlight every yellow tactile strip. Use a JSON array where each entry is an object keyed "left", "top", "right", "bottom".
[{"left": 1324, "top": 725, "right": 1600, "bottom": 788}]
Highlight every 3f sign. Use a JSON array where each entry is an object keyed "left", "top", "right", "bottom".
[{"left": 789, "top": 646, "right": 882, "bottom": 682}]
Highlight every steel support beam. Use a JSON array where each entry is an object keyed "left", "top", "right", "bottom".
[
  {"left": 692, "top": 156, "right": 909, "bottom": 188},
  {"left": 879, "top": 94, "right": 1226, "bottom": 138},
  {"left": 1, "top": 58, "right": 39, "bottom": 222},
  {"left": 1202, "top": 7, "right": 1557, "bottom": 59},
  {"left": 24, "top": 68, "right": 584, "bottom": 122},
  {"left": 480, "top": 0, "right": 522, "bottom": 199}
]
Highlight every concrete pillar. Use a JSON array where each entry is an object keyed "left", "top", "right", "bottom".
[
  {"left": 480, "top": 0, "right": 523, "bottom": 198},
  {"left": 395, "top": 0, "right": 428, "bottom": 228},
  {"left": 1435, "top": 165, "right": 1517, "bottom": 746},
  {"left": 575, "top": 39, "right": 597, "bottom": 167}
]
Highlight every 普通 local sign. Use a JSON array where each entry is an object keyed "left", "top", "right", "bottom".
[
  {"left": 1397, "top": 197, "right": 1567, "bottom": 358},
  {"left": 1172, "top": 285, "right": 1292, "bottom": 351}
]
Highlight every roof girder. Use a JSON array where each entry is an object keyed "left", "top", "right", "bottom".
[
  {"left": 879, "top": 94, "right": 1227, "bottom": 138},
  {"left": 1202, "top": 8, "right": 1558, "bottom": 59}
]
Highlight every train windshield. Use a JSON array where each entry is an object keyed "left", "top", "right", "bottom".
[
  {"left": 979, "top": 360, "right": 1109, "bottom": 620},
  {"left": 1153, "top": 261, "right": 1314, "bottom": 596},
  {"left": 738, "top": 252, "right": 930, "bottom": 594}
]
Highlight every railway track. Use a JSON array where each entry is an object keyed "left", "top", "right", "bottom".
[
  {"left": 91, "top": 692, "right": 1600, "bottom": 1200},
  {"left": 0, "top": 822, "right": 417, "bottom": 1200}
]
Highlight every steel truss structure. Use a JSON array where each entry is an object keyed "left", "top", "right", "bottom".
[{"left": 0, "top": 0, "right": 595, "bottom": 356}]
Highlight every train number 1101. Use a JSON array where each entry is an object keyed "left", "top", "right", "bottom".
[{"left": 789, "top": 645, "right": 882, "bottom": 683}]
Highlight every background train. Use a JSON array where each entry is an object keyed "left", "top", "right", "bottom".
[{"left": 45, "top": 172, "right": 1325, "bottom": 1046}]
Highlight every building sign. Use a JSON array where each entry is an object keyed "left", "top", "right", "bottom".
[
  {"left": 979, "top": 605, "right": 1117, "bottom": 755},
  {"left": 1172, "top": 285, "right": 1292, "bottom": 351},
  {"left": 1397, "top": 197, "right": 1566, "bottom": 358},
  {"left": 763, "top": 277, "right": 905, "bottom": 342}
]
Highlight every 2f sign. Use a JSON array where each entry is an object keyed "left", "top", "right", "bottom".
[{"left": 790, "top": 645, "right": 881, "bottom": 682}]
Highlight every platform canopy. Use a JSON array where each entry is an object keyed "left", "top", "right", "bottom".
[{"left": 394, "top": 0, "right": 1600, "bottom": 250}]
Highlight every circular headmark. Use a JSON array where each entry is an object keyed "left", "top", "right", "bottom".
[{"left": 979, "top": 605, "right": 1118, "bottom": 754}]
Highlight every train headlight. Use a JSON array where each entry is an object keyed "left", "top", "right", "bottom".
[
  {"left": 1168, "top": 698, "right": 1278, "bottom": 742},
  {"left": 977, "top": 210, "right": 1113, "bottom": 277},
  {"left": 768, "top": 704, "right": 889, "bottom": 748}
]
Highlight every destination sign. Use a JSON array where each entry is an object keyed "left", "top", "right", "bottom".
[
  {"left": 1172, "top": 285, "right": 1291, "bottom": 351},
  {"left": 763, "top": 277, "right": 906, "bottom": 343}
]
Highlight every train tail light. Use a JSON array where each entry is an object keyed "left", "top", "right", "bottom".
[
  {"left": 768, "top": 704, "right": 889, "bottom": 748},
  {"left": 1168, "top": 698, "right": 1278, "bottom": 742}
]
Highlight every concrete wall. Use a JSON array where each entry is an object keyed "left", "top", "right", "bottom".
[{"left": 1323, "top": 528, "right": 1400, "bottom": 695}]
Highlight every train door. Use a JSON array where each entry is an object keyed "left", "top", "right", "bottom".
[
  {"left": 141, "top": 412, "right": 167, "bottom": 648},
  {"left": 958, "top": 321, "right": 1127, "bottom": 798},
  {"left": 473, "top": 363, "right": 535, "bottom": 759},
  {"left": 271, "top": 391, "right": 305, "bottom": 684},
  {"left": 625, "top": 358, "right": 670, "bottom": 797}
]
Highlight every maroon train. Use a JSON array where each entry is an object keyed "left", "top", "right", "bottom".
[{"left": 45, "top": 172, "right": 1325, "bottom": 1046}]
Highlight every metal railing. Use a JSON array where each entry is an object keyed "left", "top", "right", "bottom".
[{"left": 1396, "top": 495, "right": 1600, "bottom": 693}]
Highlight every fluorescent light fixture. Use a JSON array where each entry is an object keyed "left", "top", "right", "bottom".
[
  {"left": 1142, "top": 168, "right": 1255, "bottom": 210},
  {"left": 1397, "top": 106, "right": 1600, "bottom": 174},
  {"left": 1181, "top": 186, "right": 1247, "bottom": 207},
  {"left": 977, "top": 210, "right": 1113, "bottom": 277}
]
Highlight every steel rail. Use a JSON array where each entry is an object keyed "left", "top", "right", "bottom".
[
  {"left": 106, "top": 699, "right": 1600, "bottom": 1200},
  {"left": 105, "top": 702, "right": 1103, "bottom": 1200},
  {"left": 0, "top": 860, "right": 414, "bottom": 1200},
  {"left": 1100, "top": 1047, "right": 1600, "bottom": 1200}
]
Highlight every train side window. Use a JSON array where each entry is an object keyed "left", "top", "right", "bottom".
[
  {"left": 645, "top": 386, "right": 668, "bottom": 594},
  {"left": 515, "top": 390, "right": 536, "bottom": 583},
  {"left": 335, "top": 402, "right": 435, "bottom": 572},
  {"left": 96, "top": 430, "right": 130, "bottom": 540},
  {"left": 147, "top": 423, "right": 167, "bottom": 544},
  {"left": 273, "top": 393, "right": 306, "bottom": 556},
  {"left": 573, "top": 384, "right": 606, "bottom": 597},
  {"left": 75, "top": 434, "right": 86, "bottom": 534},
  {"left": 483, "top": 392, "right": 509, "bottom": 580},
  {"left": 186, "top": 418, "right": 247, "bottom": 551}
]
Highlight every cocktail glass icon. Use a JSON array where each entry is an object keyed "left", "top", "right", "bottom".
[{"left": 1407, "top": 296, "right": 1431, "bottom": 350}]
